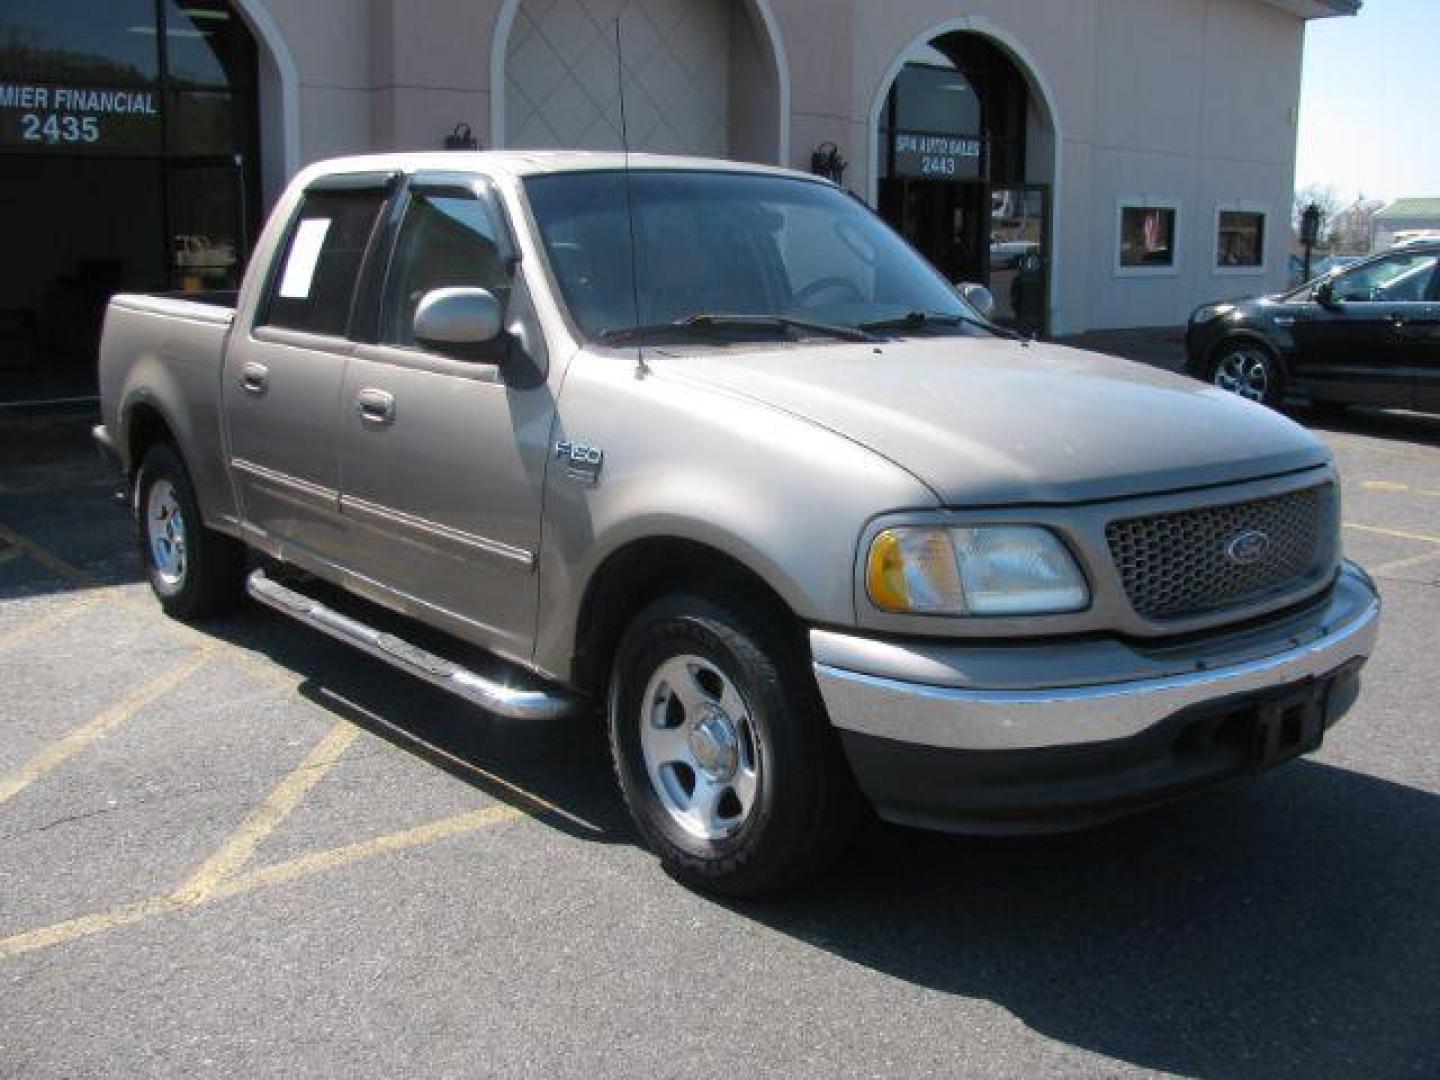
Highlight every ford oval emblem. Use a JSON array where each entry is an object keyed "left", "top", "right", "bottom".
[{"left": 1225, "top": 529, "right": 1271, "bottom": 566}]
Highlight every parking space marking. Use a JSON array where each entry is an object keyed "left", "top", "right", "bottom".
[
  {"left": 0, "top": 596, "right": 94, "bottom": 652},
  {"left": 1343, "top": 521, "right": 1440, "bottom": 546},
  {"left": 1371, "top": 548, "right": 1440, "bottom": 577},
  {"left": 175, "top": 720, "right": 359, "bottom": 905},
  {"left": 0, "top": 648, "right": 215, "bottom": 807},
  {"left": 0, "top": 520, "right": 95, "bottom": 584},
  {"left": 0, "top": 803, "right": 522, "bottom": 963},
  {"left": 0, "top": 895, "right": 185, "bottom": 963},
  {"left": 207, "top": 803, "right": 522, "bottom": 903},
  {"left": 1361, "top": 479, "right": 1440, "bottom": 498}
]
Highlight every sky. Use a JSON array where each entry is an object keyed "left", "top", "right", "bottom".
[{"left": 1295, "top": 0, "right": 1440, "bottom": 205}]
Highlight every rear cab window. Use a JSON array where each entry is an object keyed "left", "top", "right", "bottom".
[{"left": 260, "top": 187, "right": 388, "bottom": 337}]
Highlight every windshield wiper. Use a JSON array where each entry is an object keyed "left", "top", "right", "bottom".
[
  {"left": 858, "top": 310, "right": 1023, "bottom": 340},
  {"left": 599, "top": 312, "right": 873, "bottom": 346}
]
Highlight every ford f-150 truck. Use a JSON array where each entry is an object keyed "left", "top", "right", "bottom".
[{"left": 95, "top": 152, "right": 1381, "bottom": 895}]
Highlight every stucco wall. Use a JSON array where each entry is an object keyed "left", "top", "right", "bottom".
[{"left": 238, "top": 0, "right": 1313, "bottom": 334}]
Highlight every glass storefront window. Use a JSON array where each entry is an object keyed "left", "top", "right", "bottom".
[
  {"left": 1118, "top": 204, "right": 1178, "bottom": 271},
  {"left": 163, "top": 1, "right": 255, "bottom": 89},
  {"left": 0, "top": 0, "right": 159, "bottom": 83},
  {"left": 166, "top": 87, "right": 238, "bottom": 155},
  {"left": 1217, "top": 209, "right": 1265, "bottom": 270}
]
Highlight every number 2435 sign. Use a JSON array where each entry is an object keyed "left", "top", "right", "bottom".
[{"left": 0, "top": 83, "right": 161, "bottom": 151}]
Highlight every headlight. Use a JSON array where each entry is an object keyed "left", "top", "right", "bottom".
[
  {"left": 866, "top": 526, "right": 1089, "bottom": 616},
  {"left": 1191, "top": 303, "right": 1235, "bottom": 325}
]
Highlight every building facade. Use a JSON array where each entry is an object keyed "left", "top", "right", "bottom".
[
  {"left": 0, "top": 0, "right": 1357, "bottom": 395},
  {"left": 1372, "top": 199, "right": 1440, "bottom": 251}
]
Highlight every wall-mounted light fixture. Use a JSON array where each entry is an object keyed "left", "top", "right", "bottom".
[
  {"left": 444, "top": 123, "right": 479, "bottom": 151},
  {"left": 810, "top": 141, "right": 847, "bottom": 186}
]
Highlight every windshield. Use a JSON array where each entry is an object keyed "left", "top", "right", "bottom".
[{"left": 522, "top": 169, "right": 981, "bottom": 342}]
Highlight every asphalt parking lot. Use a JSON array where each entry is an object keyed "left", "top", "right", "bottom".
[{"left": 2, "top": 400, "right": 1438, "bottom": 1079}]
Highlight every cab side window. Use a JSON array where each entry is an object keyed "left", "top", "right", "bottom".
[
  {"left": 381, "top": 190, "right": 511, "bottom": 347},
  {"left": 1332, "top": 252, "right": 1439, "bottom": 303},
  {"left": 263, "top": 190, "right": 386, "bottom": 336}
]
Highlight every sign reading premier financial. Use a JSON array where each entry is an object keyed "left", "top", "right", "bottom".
[{"left": 0, "top": 83, "right": 161, "bottom": 151}]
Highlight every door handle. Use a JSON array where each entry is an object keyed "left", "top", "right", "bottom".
[
  {"left": 356, "top": 388, "right": 396, "bottom": 425},
  {"left": 239, "top": 362, "right": 269, "bottom": 395}
]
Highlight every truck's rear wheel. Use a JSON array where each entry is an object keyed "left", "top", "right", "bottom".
[
  {"left": 135, "top": 443, "right": 246, "bottom": 619},
  {"left": 608, "top": 591, "right": 859, "bottom": 896}
]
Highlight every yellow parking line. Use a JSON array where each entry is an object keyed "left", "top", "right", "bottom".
[
  {"left": 0, "top": 596, "right": 94, "bottom": 653},
  {"left": 207, "top": 804, "right": 522, "bottom": 902},
  {"left": 0, "top": 521, "right": 94, "bottom": 583},
  {"left": 173, "top": 720, "right": 359, "bottom": 904},
  {"left": 0, "top": 895, "right": 184, "bottom": 962},
  {"left": 1343, "top": 521, "right": 1440, "bottom": 546},
  {"left": 1371, "top": 548, "right": 1440, "bottom": 577},
  {"left": 0, "top": 803, "right": 522, "bottom": 962},
  {"left": 0, "top": 649, "right": 214, "bottom": 807}
]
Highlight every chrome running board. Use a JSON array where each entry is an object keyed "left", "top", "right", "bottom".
[{"left": 246, "top": 568, "right": 583, "bottom": 720}]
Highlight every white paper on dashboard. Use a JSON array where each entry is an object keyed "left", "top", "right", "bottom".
[{"left": 278, "top": 218, "right": 332, "bottom": 299}]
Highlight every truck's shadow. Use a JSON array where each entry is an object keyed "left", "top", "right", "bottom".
[{"left": 212, "top": 601, "right": 1437, "bottom": 1078}]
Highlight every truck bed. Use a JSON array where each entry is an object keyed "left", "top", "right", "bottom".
[{"left": 97, "top": 292, "right": 241, "bottom": 534}]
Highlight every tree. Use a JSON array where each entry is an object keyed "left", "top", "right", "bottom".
[{"left": 1330, "top": 194, "right": 1386, "bottom": 254}]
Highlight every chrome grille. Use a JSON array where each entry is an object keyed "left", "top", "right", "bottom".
[{"left": 1106, "top": 484, "right": 1336, "bottom": 621}]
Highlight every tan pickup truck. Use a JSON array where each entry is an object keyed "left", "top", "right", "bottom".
[{"left": 95, "top": 152, "right": 1380, "bottom": 895}]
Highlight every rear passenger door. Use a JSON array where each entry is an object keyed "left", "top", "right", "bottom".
[
  {"left": 331, "top": 173, "right": 554, "bottom": 665},
  {"left": 224, "top": 173, "right": 395, "bottom": 562},
  {"left": 1407, "top": 256, "right": 1440, "bottom": 412}
]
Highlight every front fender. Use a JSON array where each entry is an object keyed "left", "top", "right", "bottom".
[{"left": 531, "top": 353, "right": 936, "bottom": 680}]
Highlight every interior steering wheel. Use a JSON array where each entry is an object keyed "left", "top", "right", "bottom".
[{"left": 793, "top": 276, "right": 865, "bottom": 307}]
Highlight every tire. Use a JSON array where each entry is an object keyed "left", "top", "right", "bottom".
[
  {"left": 607, "top": 591, "right": 860, "bottom": 897},
  {"left": 1208, "top": 339, "right": 1285, "bottom": 407},
  {"left": 134, "top": 443, "right": 247, "bottom": 620}
]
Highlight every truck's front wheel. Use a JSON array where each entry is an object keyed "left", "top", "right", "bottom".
[
  {"left": 135, "top": 444, "right": 246, "bottom": 620},
  {"left": 608, "top": 591, "right": 859, "bottom": 896}
]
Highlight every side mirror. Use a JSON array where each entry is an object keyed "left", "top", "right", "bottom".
[
  {"left": 413, "top": 287, "right": 503, "bottom": 356},
  {"left": 958, "top": 282, "right": 996, "bottom": 321},
  {"left": 1312, "top": 279, "right": 1341, "bottom": 310}
]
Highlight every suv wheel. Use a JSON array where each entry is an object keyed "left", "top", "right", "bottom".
[
  {"left": 1209, "top": 341, "right": 1284, "bottom": 406},
  {"left": 607, "top": 591, "right": 859, "bottom": 896},
  {"left": 135, "top": 443, "right": 246, "bottom": 619}
]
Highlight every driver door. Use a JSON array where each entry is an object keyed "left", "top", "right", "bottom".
[{"left": 1291, "top": 250, "right": 1439, "bottom": 407}]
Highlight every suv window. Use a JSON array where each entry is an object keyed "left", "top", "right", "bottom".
[
  {"left": 263, "top": 189, "right": 386, "bottom": 336},
  {"left": 381, "top": 189, "right": 511, "bottom": 347},
  {"left": 1332, "top": 251, "right": 1439, "bottom": 303}
]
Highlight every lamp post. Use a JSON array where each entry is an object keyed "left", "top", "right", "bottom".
[{"left": 1300, "top": 202, "right": 1322, "bottom": 282}]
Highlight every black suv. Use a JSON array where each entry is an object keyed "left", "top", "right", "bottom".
[{"left": 1186, "top": 242, "right": 1440, "bottom": 413}]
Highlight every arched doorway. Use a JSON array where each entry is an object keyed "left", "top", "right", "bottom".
[
  {"left": 870, "top": 26, "right": 1058, "bottom": 336},
  {"left": 492, "top": 0, "right": 788, "bottom": 164},
  {"left": 0, "top": 0, "right": 268, "bottom": 400}
]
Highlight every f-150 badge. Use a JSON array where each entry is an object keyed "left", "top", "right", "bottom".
[{"left": 554, "top": 440, "right": 603, "bottom": 486}]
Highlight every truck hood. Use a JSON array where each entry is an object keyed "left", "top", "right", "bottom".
[{"left": 649, "top": 336, "right": 1330, "bottom": 505}]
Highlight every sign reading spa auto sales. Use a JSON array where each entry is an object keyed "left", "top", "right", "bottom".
[
  {"left": 891, "top": 130, "right": 982, "bottom": 180},
  {"left": 0, "top": 82, "right": 161, "bottom": 151}
]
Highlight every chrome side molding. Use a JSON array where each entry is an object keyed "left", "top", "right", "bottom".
[{"left": 245, "top": 569, "right": 584, "bottom": 721}]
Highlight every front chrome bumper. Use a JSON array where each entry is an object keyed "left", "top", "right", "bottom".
[
  {"left": 814, "top": 562, "right": 1380, "bottom": 834},
  {"left": 814, "top": 562, "right": 1379, "bottom": 753}
]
